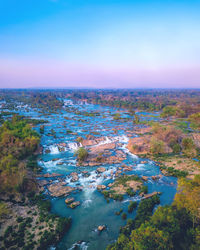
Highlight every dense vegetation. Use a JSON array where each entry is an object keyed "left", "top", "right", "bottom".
[
  {"left": 0, "top": 115, "right": 71, "bottom": 250},
  {"left": 107, "top": 176, "right": 200, "bottom": 250},
  {"left": 0, "top": 115, "right": 41, "bottom": 194},
  {"left": 0, "top": 89, "right": 199, "bottom": 249}
]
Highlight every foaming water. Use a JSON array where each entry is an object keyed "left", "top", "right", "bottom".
[
  {"left": 48, "top": 145, "right": 60, "bottom": 154},
  {"left": 68, "top": 241, "right": 88, "bottom": 250},
  {"left": 68, "top": 142, "right": 81, "bottom": 152}
]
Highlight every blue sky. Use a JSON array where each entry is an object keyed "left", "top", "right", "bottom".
[{"left": 0, "top": 0, "right": 200, "bottom": 88}]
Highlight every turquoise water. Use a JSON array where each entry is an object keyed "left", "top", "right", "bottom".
[{"left": 13, "top": 100, "right": 177, "bottom": 250}]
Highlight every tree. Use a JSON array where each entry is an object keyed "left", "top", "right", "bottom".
[
  {"left": 75, "top": 147, "right": 88, "bottom": 162},
  {"left": 174, "top": 176, "right": 200, "bottom": 227},
  {"left": 150, "top": 137, "right": 165, "bottom": 154},
  {"left": 188, "top": 112, "right": 200, "bottom": 130},
  {"left": 133, "top": 115, "right": 140, "bottom": 124},
  {"left": 182, "top": 137, "right": 197, "bottom": 157},
  {"left": 131, "top": 223, "right": 173, "bottom": 250}
]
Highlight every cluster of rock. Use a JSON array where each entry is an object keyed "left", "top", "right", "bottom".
[
  {"left": 65, "top": 198, "right": 80, "bottom": 209},
  {"left": 76, "top": 136, "right": 127, "bottom": 166}
]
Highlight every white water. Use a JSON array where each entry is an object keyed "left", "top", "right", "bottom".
[
  {"left": 67, "top": 142, "right": 81, "bottom": 152},
  {"left": 68, "top": 241, "right": 88, "bottom": 250},
  {"left": 48, "top": 145, "right": 60, "bottom": 154}
]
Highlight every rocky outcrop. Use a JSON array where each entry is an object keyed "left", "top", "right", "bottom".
[
  {"left": 143, "top": 191, "right": 161, "bottom": 199},
  {"left": 48, "top": 183, "right": 75, "bottom": 197},
  {"left": 127, "top": 135, "right": 151, "bottom": 155},
  {"left": 97, "top": 185, "right": 106, "bottom": 190},
  {"left": 65, "top": 197, "right": 75, "bottom": 204},
  {"left": 70, "top": 172, "right": 79, "bottom": 182},
  {"left": 96, "top": 167, "right": 106, "bottom": 173},
  {"left": 121, "top": 165, "right": 133, "bottom": 171},
  {"left": 141, "top": 176, "right": 148, "bottom": 181},
  {"left": 151, "top": 175, "right": 162, "bottom": 180},
  {"left": 69, "top": 201, "right": 80, "bottom": 209},
  {"left": 89, "top": 142, "right": 116, "bottom": 154},
  {"left": 42, "top": 173, "right": 62, "bottom": 178},
  {"left": 127, "top": 135, "right": 173, "bottom": 155},
  {"left": 81, "top": 137, "right": 106, "bottom": 147}
]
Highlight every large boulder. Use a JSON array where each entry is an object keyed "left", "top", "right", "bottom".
[{"left": 48, "top": 183, "right": 75, "bottom": 197}]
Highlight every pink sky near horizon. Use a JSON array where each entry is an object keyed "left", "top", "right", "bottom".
[{"left": 0, "top": 58, "right": 199, "bottom": 88}]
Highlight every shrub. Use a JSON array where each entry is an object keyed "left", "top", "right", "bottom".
[
  {"left": 75, "top": 147, "right": 88, "bottom": 162},
  {"left": 121, "top": 213, "right": 127, "bottom": 220},
  {"left": 128, "top": 201, "right": 137, "bottom": 213}
]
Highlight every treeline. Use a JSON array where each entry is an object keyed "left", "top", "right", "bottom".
[
  {"left": 66, "top": 89, "right": 200, "bottom": 112},
  {"left": 0, "top": 90, "right": 63, "bottom": 112},
  {"left": 108, "top": 175, "right": 200, "bottom": 250},
  {"left": 1, "top": 89, "right": 200, "bottom": 114}
]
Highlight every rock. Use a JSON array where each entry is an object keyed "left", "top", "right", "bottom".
[
  {"left": 38, "top": 180, "right": 49, "bottom": 186},
  {"left": 123, "top": 166, "right": 132, "bottom": 171},
  {"left": 65, "top": 197, "right": 75, "bottom": 204},
  {"left": 98, "top": 225, "right": 106, "bottom": 232},
  {"left": 48, "top": 183, "right": 75, "bottom": 197},
  {"left": 151, "top": 175, "right": 161, "bottom": 180},
  {"left": 143, "top": 191, "right": 161, "bottom": 199},
  {"left": 45, "top": 149, "right": 51, "bottom": 154},
  {"left": 52, "top": 158, "right": 60, "bottom": 161},
  {"left": 57, "top": 162, "right": 64, "bottom": 165},
  {"left": 96, "top": 167, "right": 106, "bottom": 173},
  {"left": 108, "top": 183, "right": 113, "bottom": 187},
  {"left": 97, "top": 185, "right": 106, "bottom": 190},
  {"left": 86, "top": 134, "right": 95, "bottom": 140},
  {"left": 90, "top": 142, "right": 116, "bottom": 154},
  {"left": 43, "top": 173, "right": 62, "bottom": 178},
  {"left": 142, "top": 176, "right": 148, "bottom": 181},
  {"left": 82, "top": 171, "right": 88, "bottom": 174},
  {"left": 70, "top": 172, "right": 79, "bottom": 182},
  {"left": 69, "top": 201, "right": 80, "bottom": 209},
  {"left": 58, "top": 142, "right": 67, "bottom": 147}
]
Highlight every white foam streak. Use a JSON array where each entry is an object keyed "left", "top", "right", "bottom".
[
  {"left": 68, "top": 142, "right": 81, "bottom": 152},
  {"left": 48, "top": 145, "right": 60, "bottom": 154}
]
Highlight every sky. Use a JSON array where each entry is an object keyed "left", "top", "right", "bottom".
[{"left": 0, "top": 0, "right": 200, "bottom": 88}]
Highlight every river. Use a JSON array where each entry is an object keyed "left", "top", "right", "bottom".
[{"left": 15, "top": 99, "right": 177, "bottom": 250}]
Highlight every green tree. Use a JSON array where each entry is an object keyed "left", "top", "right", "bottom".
[{"left": 131, "top": 223, "right": 173, "bottom": 250}]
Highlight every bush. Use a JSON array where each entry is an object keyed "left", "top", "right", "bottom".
[
  {"left": 17, "top": 216, "right": 23, "bottom": 223},
  {"left": 75, "top": 147, "right": 88, "bottom": 162},
  {"left": 127, "top": 188, "right": 136, "bottom": 197},
  {"left": 128, "top": 201, "right": 137, "bottom": 213},
  {"left": 121, "top": 213, "right": 127, "bottom": 220},
  {"left": 113, "top": 194, "right": 124, "bottom": 201},
  {"left": 139, "top": 185, "right": 148, "bottom": 194},
  {"left": 115, "top": 209, "right": 123, "bottom": 215},
  {"left": 172, "top": 143, "right": 182, "bottom": 153}
]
